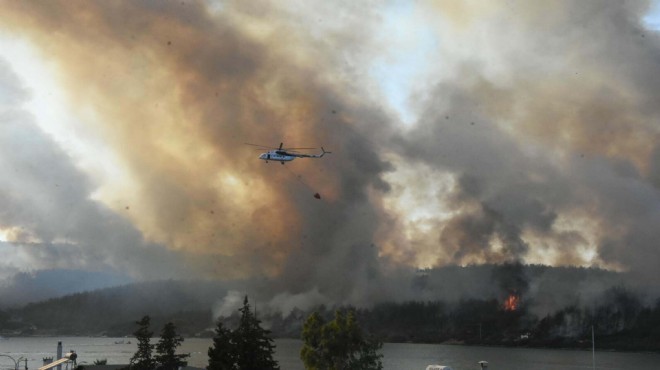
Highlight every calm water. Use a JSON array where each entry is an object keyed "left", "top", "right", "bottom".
[{"left": 1, "top": 337, "right": 660, "bottom": 370}]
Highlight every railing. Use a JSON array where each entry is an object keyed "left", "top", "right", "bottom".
[{"left": 0, "top": 354, "right": 25, "bottom": 370}]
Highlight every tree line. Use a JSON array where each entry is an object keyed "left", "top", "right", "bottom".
[
  {"left": 4, "top": 287, "right": 660, "bottom": 352},
  {"left": 355, "top": 287, "right": 660, "bottom": 351},
  {"left": 115, "top": 296, "right": 383, "bottom": 370}
]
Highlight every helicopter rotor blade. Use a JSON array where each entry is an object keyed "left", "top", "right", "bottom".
[
  {"left": 245, "top": 142, "right": 320, "bottom": 151},
  {"left": 244, "top": 143, "right": 279, "bottom": 149}
]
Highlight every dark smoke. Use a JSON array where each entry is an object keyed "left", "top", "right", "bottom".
[
  {"left": 1, "top": 0, "right": 660, "bottom": 312},
  {"left": 391, "top": 0, "right": 660, "bottom": 296},
  {"left": 0, "top": 1, "right": 396, "bottom": 308}
]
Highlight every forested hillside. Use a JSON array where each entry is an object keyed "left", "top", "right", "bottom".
[
  {"left": 2, "top": 265, "right": 659, "bottom": 351},
  {"left": 0, "top": 280, "right": 227, "bottom": 336}
]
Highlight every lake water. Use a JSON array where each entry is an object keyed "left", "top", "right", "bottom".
[{"left": 1, "top": 337, "right": 660, "bottom": 370}]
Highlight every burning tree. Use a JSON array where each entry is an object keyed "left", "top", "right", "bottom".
[{"left": 503, "top": 294, "right": 521, "bottom": 312}]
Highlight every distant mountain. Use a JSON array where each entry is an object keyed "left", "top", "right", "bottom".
[{"left": 0, "top": 269, "right": 133, "bottom": 308}]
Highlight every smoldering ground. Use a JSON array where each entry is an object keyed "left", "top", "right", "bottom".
[{"left": 1, "top": 0, "right": 660, "bottom": 313}]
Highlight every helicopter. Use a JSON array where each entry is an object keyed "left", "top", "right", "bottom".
[{"left": 245, "top": 142, "right": 331, "bottom": 164}]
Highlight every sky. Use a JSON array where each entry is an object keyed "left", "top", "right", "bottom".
[{"left": 1, "top": 0, "right": 660, "bottom": 308}]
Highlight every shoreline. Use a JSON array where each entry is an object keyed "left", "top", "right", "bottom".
[{"left": 3, "top": 334, "right": 659, "bottom": 355}]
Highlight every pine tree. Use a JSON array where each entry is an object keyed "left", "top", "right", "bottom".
[
  {"left": 206, "top": 296, "right": 279, "bottom": 370},
  {"left": 155, "top": 322, "right": 189, "bottom": 370},
  {"left": 207, "top": 320, "right": 235, "bottom": 370},
  {"left": 130, "top": 315, "right": 155, "bottom": 370},
  {"left": 233, "top": 296, "right": 279, "bottom": 370}
]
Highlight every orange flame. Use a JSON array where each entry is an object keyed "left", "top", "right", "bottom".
[{"left": 503, "top": 294, "right": 520, "bottom": 311}]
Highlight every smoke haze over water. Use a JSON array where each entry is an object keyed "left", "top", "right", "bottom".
[{"left": 1, "top": 0, "right": 660, "bottom": 308}]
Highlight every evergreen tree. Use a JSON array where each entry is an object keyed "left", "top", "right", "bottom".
[
  {"left": 130, "top": 315, "right": 155, "bottom": 370},
  {"left": 233, "top": 296, "right": 279, "bottom": 370},
  {"left": 206, "top": 296, "right": 279, "bottom": 370},
  {"left": 301, "top": 309, "right": 383, "bottom": 370},
  {"left": 207, "top": 320, "right": 235, "bottom": 370},
  {"left": 155, "top": 322, "right": 189, "bottom": 370}
]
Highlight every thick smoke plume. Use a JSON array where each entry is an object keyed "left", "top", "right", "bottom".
[
  {"left": 0, "top": 0, "right": 392, "bottom": 307},
  {"left": 1, "top": 0, "right": 660, "bottom": 310},
  {"left": 386, "top": 0, "right": 660, "bottom": 293}
]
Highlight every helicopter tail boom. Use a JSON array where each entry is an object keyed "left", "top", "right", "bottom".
[
  {"left": 307, "top": 147, "right": 331, "bottom": 158},
  {"left": 320, "top": 147, "right": 331, "bottom": 157}
]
